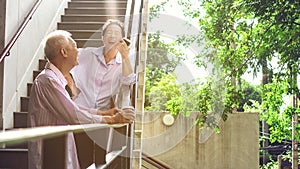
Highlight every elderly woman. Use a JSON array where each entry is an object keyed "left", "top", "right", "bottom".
[{"left": 71, "top": 19, "right": 136, "bottom": 111}]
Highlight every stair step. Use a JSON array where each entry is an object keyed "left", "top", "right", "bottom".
[
  {"left": 21, "top": 97, "right": 30, "bottom": 112},
  {"left": 39, "top": 59, "right": 48, "bottom": 70},
  {"left": 2, "top": 128, "right": 28, "bottom": 148},
  {"left": 27, "top": 83, "right": 32, "bottom": 96},
  {"left": 69, "top": 30, "right": 102, "bottom": 39},
  {"left": 68, "top": 1, "right": 127, "bottom": 8},
  {"left": 58, "top": 22, "right": 105, "bottom": 30},
  {"left": 4, "top": 141, "right": 28, "bottom": 149},
  {"left": 14, "top": 112, "right": 28, "bottom": 128},
  {"left": 65, "top": 8, "right": 126, "bottom": 15},
  {"left": 0, "top": 148, "right": 28, "bottom": 169},
  {"left": 76, "top": 39, "right": 103, "bottom": 48},
  {"left": 33, "top": 70, "right": 41, "bottom": 80},
  {"left": 5, "top": 142, "right": 28, "bottom": 149},
  {"left": 61, "top": 15, "right": 125, "bottom": 22}
]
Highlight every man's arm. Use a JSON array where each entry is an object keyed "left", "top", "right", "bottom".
[
  {"left": 46, "top": 77, "right": 132, "bottom": 124},
  {"left": 41, "top": 77, "right": 103, "bottom": 124}
]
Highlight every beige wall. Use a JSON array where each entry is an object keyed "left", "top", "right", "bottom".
[
  {"left": 3, "top": 0, "right": 69, "bottom": 128},
  {"left": 141, "top": 112, "right": 259, "bottom": 169}
]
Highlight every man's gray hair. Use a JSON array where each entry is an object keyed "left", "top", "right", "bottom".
[{"left": 43, "top": 30, "right": 72, "bottom": 61}]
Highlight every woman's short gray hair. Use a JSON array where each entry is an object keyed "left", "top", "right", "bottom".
[{"left": 102, "top": 19, "right": 125, "bottom": 37}]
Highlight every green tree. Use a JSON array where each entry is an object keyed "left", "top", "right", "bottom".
[
  {"left": 176, "top": 0, "right": 300, "bottom": 114},
  {"left": 145, "top": 32, "right": 185, "bottom": 109},
  {"left": 149, "top": 73, "right": 181, "bottom": 111},
  {"left": 176, "top": 0, "right": 300, "bottom": 166},
  {"left": 238, "top": 80, "right": 262, "bottom": 112},
  {"left": 150, "top": 0, "right": 299, "bottom": 126}
]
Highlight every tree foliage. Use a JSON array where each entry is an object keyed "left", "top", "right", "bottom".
[
  {"left": 175, "top": 0, "right": 300, "bottom": 139},
  {"left": 148, "top": 0, "right": 300, "bottom": 166},
  {"left": 145, "top": 31, "right": 185, "bottom": 110},
  {"left": 238, "top": 80, "right": 262, "bottom": 112},
  {"left": 147, "top": 1, "right": 264, "bottom": 128},
  {"left": 149, "top": 73, "right": 181, "bottom": 111}
]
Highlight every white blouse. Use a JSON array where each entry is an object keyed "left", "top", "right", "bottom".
[{"left": 71, "top": 47, "right": 136, "bottom": 110}]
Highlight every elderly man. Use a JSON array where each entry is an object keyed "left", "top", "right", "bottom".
[{"left": 28, "top": 30, "right": 134, "bottom": 169}]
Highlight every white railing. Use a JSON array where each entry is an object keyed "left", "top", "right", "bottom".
[
  {"left": 0, "top": 123, "right": 125, "bottom": 146},
  {"left": 0, "top": 123, "right": 130, "bottom": 169}
]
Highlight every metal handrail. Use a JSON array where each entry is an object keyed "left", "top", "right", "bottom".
[
  {"left": 0, "top": 0, "right": 42, "bottom": 63},
  {"left": 142, "top": 152, "right": 172, "bottom": 169},
  {"left": 0, "top": 123, "right": 126, "bottom": 146}
]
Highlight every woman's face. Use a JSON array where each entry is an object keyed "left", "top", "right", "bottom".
[{"left": 102, "top": 24, "right": 123, "bottom": 50}]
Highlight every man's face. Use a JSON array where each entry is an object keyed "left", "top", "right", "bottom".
[
  {"left": 102, "top": 24, "right": 123, "bottom": 50},
  {"left": 67, "top": 38, "right": 79, "bottom": 67}
]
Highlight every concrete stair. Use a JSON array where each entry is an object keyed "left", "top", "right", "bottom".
[
  {"left": 65, "top": 8, "right": 126, "bottom": 15},
  {"left": 58, "top": 22, "right": 105, "bottom": 30},
  {"left": 67, "top": 30, "right": 102, "bottom": 39},
  {"left": 59, "top": 0, "right": 127, "bottom": 48},
  {"left": 0, "top": 149, "right": 28, "bottom": 168},
  {"left": 61, "top": 15, "right": 124, "bottom": 22},
  {"left": 67, "top": 1, "right": 127, "bottom": 8}
]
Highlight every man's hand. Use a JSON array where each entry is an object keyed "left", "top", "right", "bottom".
[
  {"left": 102, "top": 107, "right": 135, "bottom": 124},
  {"left": 102, "top": 113, "right": 133, "bottom": 124},
  {"left": 98, "top": 108, "right": 119, "bottom": 116},
  {"left": 119, "top": 108, "right": 135, "bottom": 121}
]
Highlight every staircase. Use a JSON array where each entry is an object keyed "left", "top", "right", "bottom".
[
  {"left": 0, "top": 0, "right": 136, "bottom": 168},
  {"left": 59, "top": 0, "right": 128, "bottom": 48}
]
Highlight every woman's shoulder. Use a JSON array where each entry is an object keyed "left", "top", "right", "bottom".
[{"left": 78, "top": 46, "right": 103, "bottom": 56}]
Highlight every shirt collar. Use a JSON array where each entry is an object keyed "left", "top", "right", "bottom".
[
  {"left": 92, "top": 47, "right": 122, "bottom": 64},
  {"left": 45, "top": 62, "right": 68, "bottom": 87},
  {"left": 91, "top": 47, "right": 103, "bottom": 57}
]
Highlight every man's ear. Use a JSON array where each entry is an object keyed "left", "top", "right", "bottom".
[{"left": 61, "top": 48, "right": 67, "bottom": 57}]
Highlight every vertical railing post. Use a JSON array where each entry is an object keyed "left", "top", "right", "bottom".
[{"left": 133, "top": 0, "right": 149, "bottom": 167}]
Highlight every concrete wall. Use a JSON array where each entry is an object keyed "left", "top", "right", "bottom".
[
  {"left": 141, "top": 112, "right": 259, "bottom": 169},
  {"left": 3, "top": 0, "right": 69, "bottom": 128}
]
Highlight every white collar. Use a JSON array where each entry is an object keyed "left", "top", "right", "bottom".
[
  {"left": 45, "top": 62, "right": 68, "bottom": 87},
  {"left": 92, "top": 47, "right": 122, "bottom": 64}
]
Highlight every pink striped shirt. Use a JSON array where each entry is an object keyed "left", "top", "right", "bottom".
[{"left": 28, "top": 62, "right": 103, "bottom": 169}]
